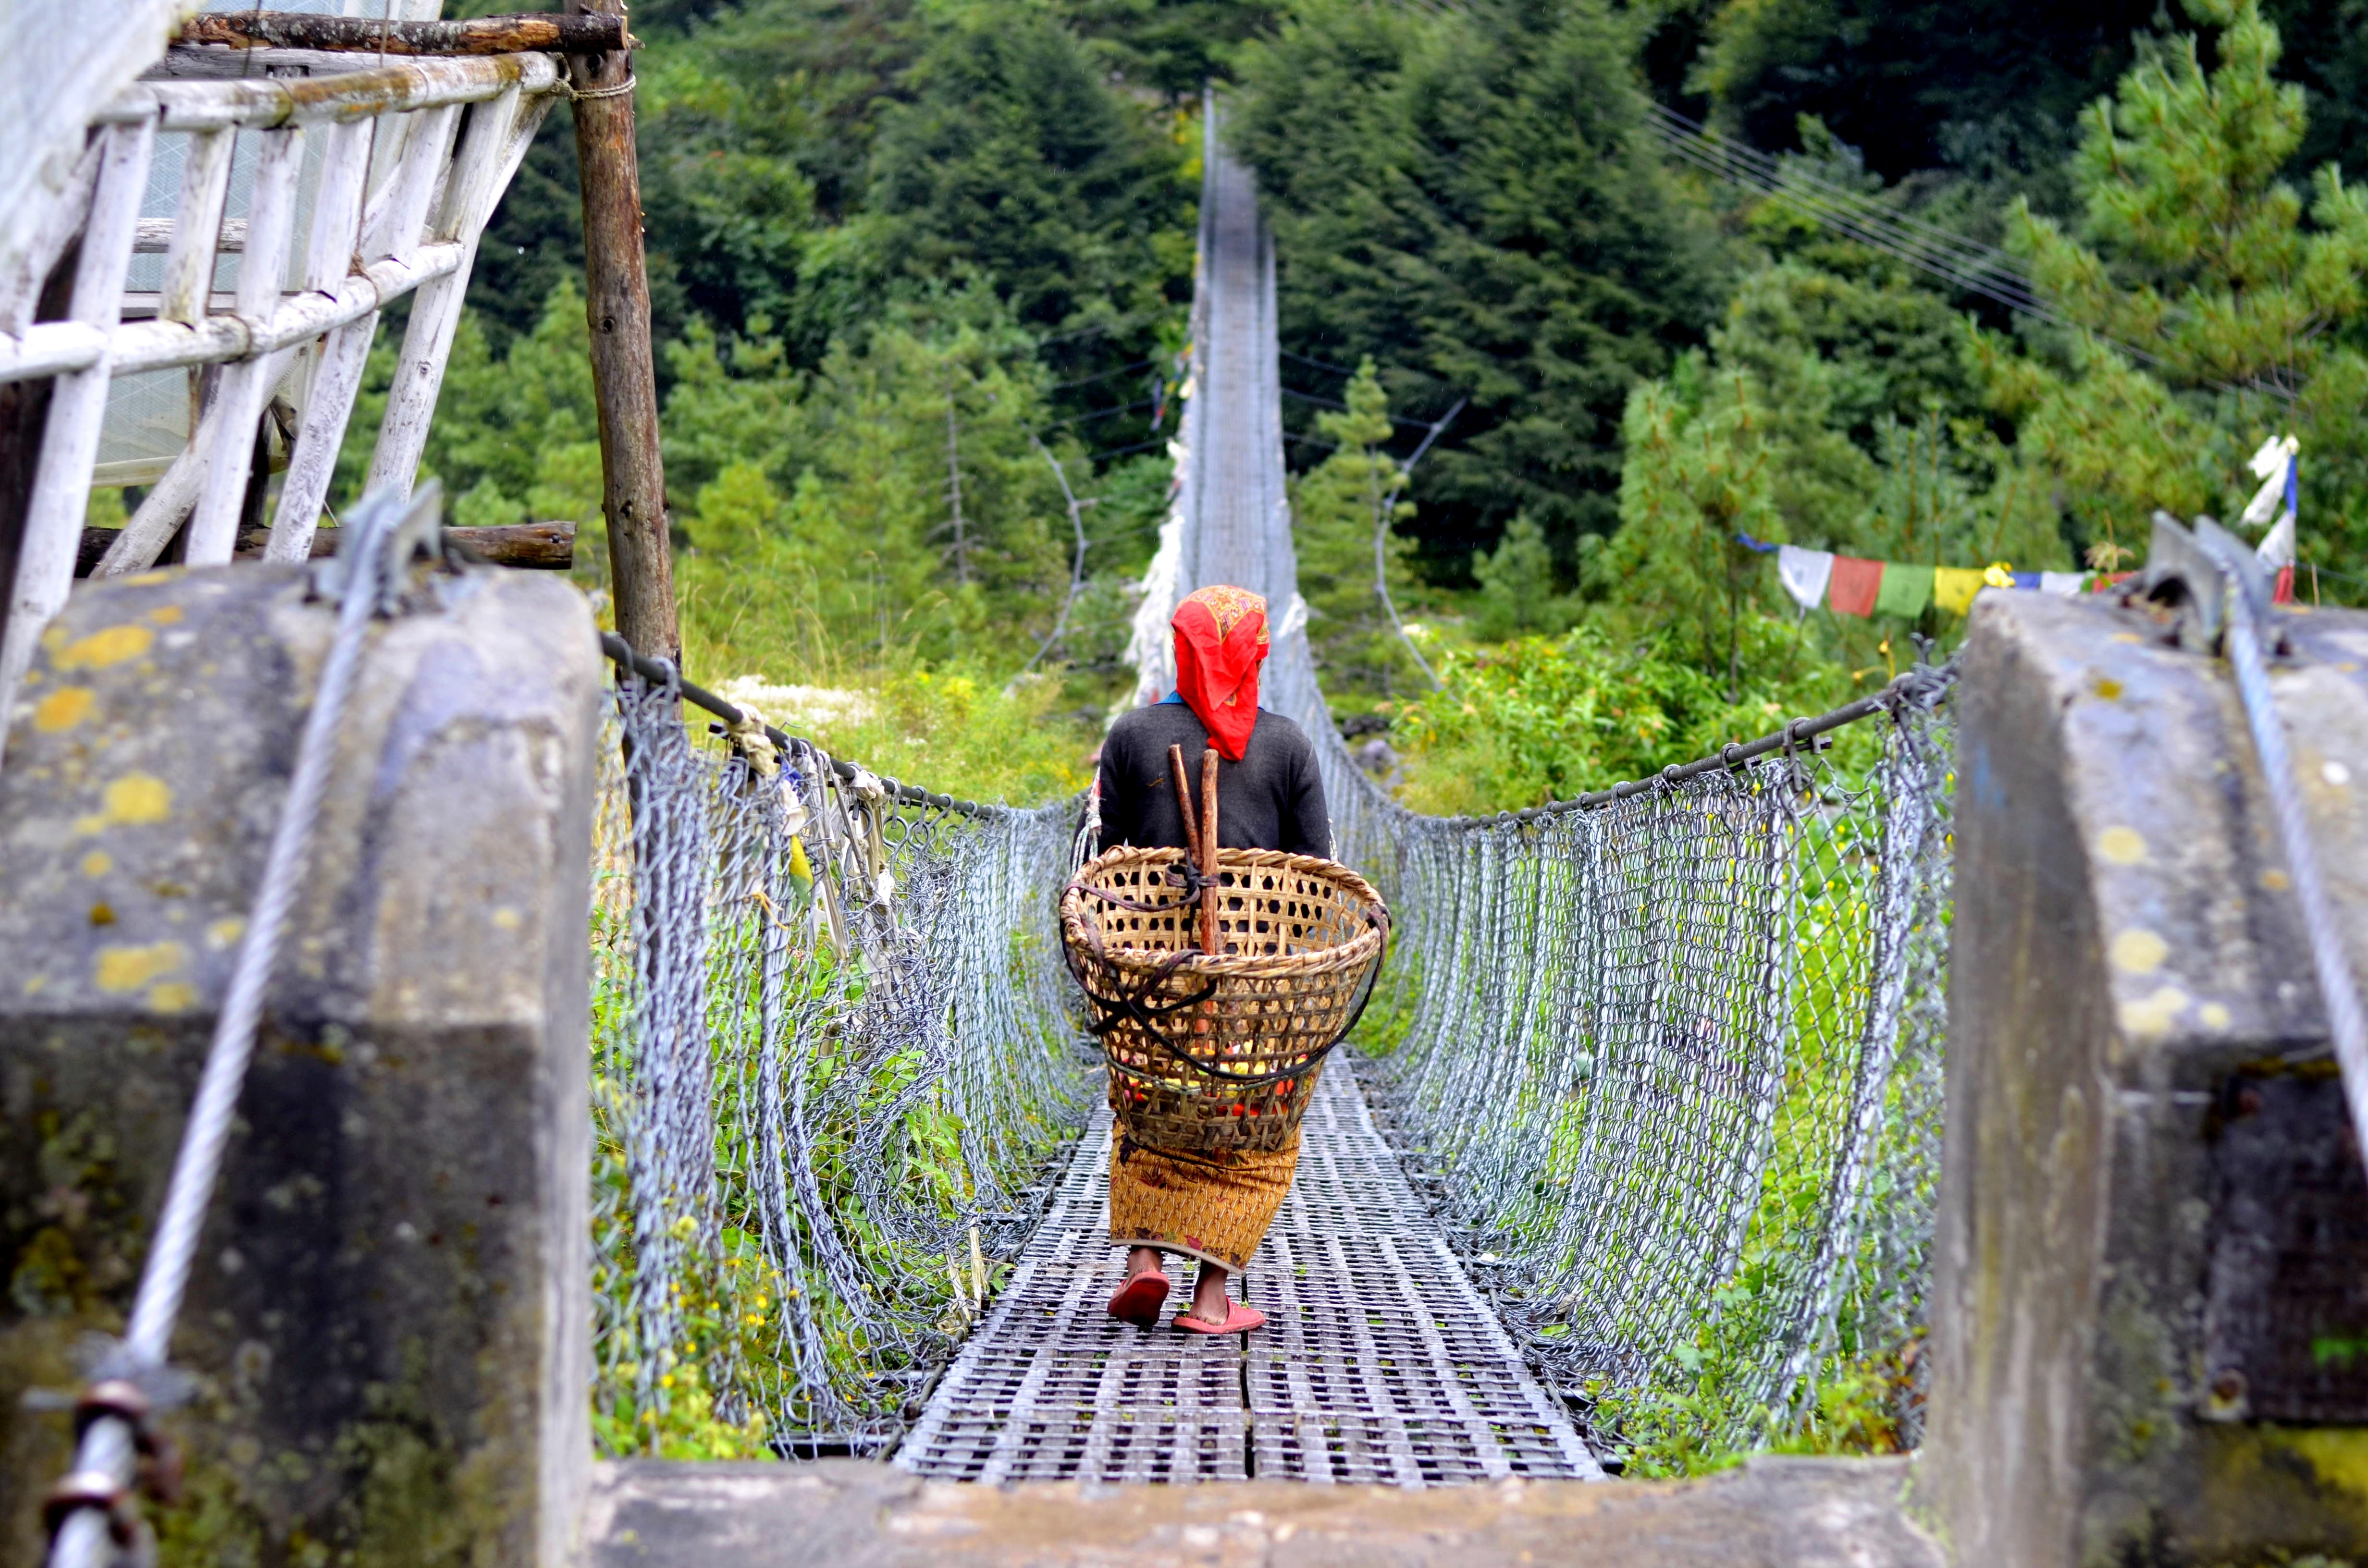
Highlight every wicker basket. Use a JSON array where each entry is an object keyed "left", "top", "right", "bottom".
[{"left": 1061, "top": 845, "right": 1390, "bottom": 1154}]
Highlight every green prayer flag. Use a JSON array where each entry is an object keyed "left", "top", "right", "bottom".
[{"left": 1873, "top": 562, "right": 1933, "bottom": 617}]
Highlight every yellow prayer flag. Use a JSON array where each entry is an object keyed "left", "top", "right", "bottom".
[{"left": 1934, "top": 567, "right": 1986, "bottom": 615}]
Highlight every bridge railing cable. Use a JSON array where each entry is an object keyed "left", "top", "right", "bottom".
[
  {"left": 588, "top": 650, "right": 1090, "bottom": 1456},
  {"left": 1268, "top": 633, "right": 1957, "bottom": 1455}
]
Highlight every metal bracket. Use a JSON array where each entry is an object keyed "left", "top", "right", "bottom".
[{"left": 2132, "top": 510, "right": 2276, "bottom": 655}]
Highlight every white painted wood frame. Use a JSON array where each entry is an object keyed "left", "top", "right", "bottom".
[{"left": 0, "top": 49, "right": 568, "bottom": 760}]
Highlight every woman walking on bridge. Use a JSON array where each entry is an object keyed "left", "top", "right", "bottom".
[{"left": 1093, "top": 584, "right": 1331, "bottom": 1335}]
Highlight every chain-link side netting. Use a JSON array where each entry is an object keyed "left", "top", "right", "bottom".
[
  {"left": 590, "top": 674, "right": 1092, "bottom": 1456},
  {"left": 1266, "top": 634, "right": 1956, "bottom": 1457}
]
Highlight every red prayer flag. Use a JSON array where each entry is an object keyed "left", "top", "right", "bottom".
[
  {"left": 1826, "top": 556, "right": 1883, "bottom": 617},
  {"left": 2275, "top": 564, "right": 2296, "bottom": 604}
]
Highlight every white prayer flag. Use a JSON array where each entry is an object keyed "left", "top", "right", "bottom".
[
  {"left": 1776, "top": 545, "right": 1835, "bottom": 612},
  {"left": 2241, "top": 433, "right": 2298, "bottom": 528},
  {"left": 2257, "top": 512, "right": 2296, "bottom": 568},
  {"left": 2039, "top": 571, "right": 2087, "bottom": 596}
]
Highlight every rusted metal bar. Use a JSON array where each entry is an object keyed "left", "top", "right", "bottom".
[
  {"left": 568, "top": 0, "right": 678, "bottom": 662},
  {"left": 177, "top": 11, "right": 631, "bottom": 56}
]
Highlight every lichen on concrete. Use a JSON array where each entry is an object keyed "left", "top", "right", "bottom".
[{"left": 1, "top": 562, "right": 600, "bottom": 1565}]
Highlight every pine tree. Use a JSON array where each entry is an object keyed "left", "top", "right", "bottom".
[
  {"left": 1233, "top": 0, "right": 1725, "bottom": 578},
  {"left": 2010, "top": 0, "right": 2368, "bottom": 399},
  {"left": 1469, "top": 516, "right": 1577, "bottom": 641},
  {"left": 1997, "top": 0, "right": 2368, "bottom": 559},
  {"left": 1594, "top": 360, "right": 1776, "bottom": 683},
  {"left": 671, "top": 300, "right": 1069, "bottom": 674},
  {"left": 1290, "top": 359, "right": 1431, "bottom": 700}
]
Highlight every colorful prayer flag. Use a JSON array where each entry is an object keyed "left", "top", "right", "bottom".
[
  {"left": 1827, "top": 556, "right": 1883, "bottom": 617},
  {"left": 1933, "top": 567, "right": 1985, "bottom": 615},
  {"left": 1872, "top": 562, "right": 1933, "bottom": 617},
  {"left": 1776, "top": 545, "right": 1835, "bottom": 612}
]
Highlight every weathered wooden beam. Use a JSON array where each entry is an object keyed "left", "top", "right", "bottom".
[
  {"left": 176, "top": 11, "right": 631, "bottom": 56},
  {"left": 74, "top": 520, "right": 576, "bottom": 575},
  {"left": 567, "top": 0, "right": 678, "bottom": 661}
]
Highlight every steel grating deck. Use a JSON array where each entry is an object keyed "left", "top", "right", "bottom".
[{"left": 893, "top": 1063, "right": 1604, "bottom": 1485}]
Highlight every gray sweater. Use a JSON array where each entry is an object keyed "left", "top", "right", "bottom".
[{"left": 1095, "top": 702, "right": 1332, "bottom": 859}]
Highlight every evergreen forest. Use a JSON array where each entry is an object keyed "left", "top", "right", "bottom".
[{"left": 381, "top": 0, "right": 2368, "bottom": 808}]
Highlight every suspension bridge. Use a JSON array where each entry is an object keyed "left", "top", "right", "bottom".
[
  {"left": 9, "top": 19, "right": 2364, "bottom": 1568},
  {"left": 583, "top": 104, "right": 1954, "bottom": 1493}
]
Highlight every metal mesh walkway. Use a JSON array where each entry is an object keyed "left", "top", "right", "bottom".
[{"left": 894, "top": 1063, "right": 1603, "bottom": 1483}]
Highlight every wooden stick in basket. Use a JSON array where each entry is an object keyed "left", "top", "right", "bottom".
[
  {"left": 1199, "top": 746, "right": 1221, "bottom": 956},
  {"left": 1167, "top": 743, "right": 1200, "bottom": 849},
  {"left": 1167, "top": 742, "right": 1212, "bottom": 956}
]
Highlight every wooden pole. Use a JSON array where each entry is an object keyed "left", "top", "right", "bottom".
[
  {"left": 181, "top": 11, "right": 629, "bottom": 55},
  {"left": 1199, "top": 747, "right": 1221, "bottom": 956},
  {"left": 567, "top": 0, "right": 677, "bottom": 662}
]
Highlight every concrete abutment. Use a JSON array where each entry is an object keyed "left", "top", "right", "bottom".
[
  {"left": 0, "top": 562, "right": 599, "bottom": 1565},
  {"left": 1920, "top": 587, "right": 2368, "bottom": 1563}
]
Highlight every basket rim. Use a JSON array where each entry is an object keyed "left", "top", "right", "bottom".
[{"left": 1060, "top": 844, "right": 1390, "bottom": 983}]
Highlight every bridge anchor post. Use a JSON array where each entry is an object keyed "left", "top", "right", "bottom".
[
  {"left": 1920, "top": 586, "right": 2368, "bottom": 1564},
  {"left": 0, "top": 562, "right": 600, "bottom": 1565}
]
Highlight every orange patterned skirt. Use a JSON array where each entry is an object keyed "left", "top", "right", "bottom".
[{"left": 1107, "top": 1125, "right": 1301, "bottom": 1274}]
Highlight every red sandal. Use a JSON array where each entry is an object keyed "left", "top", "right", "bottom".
[
  {"left": 1106, "top": 1269, "right": 1171, "bottom": 1328},
  {"left": 1174, "top": 1300, "right": 1265, "bottom": 1335}
]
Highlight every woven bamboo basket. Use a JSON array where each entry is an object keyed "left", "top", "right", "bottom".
[{"left": 1061, "top": 845, "right": 1390, "bottom": 1155}]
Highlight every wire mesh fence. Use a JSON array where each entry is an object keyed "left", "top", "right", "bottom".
[
  {"left": 589, "top": 637, "right": 1954, "bottom": 1465},
  {"left": 589, "top": 672, "right": 1092, "bottom": 1456},
  {"left": 1273, "top": 647, "right": 1957, "bottom": 1459}
]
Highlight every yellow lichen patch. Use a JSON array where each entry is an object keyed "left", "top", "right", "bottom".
[
  {"left": 22, "top": 975, "right": 45, "bottom": 995},
  {"left": 2093, "top": 677, "right": 2123, "bottom": 700},
  {"left": 147, "top": 981, "right": 197, "bottom": 1014},
  {"left": 2269, "top": 1426, "right": 2368, "bottom": 1501},
  {"left": 95, "top": 940, "right": 187, "bottom": 994},
  {"left": 81, "top": 851, "right": 111, "bottom": 877},
  {"left": 74, "top": 773, "right": 172, "bottom": 834},
  {"left": 2264, "top": 868, "right": 2293, "bottom": 891},
  {"left": 491, "top": 906, "right": 522, "bottom": 931},
  {"left": 2112, "top": 633, "right": 2142, "bottom": 644},
  {"left": 2199, "top": 1002, "right": 2232, "bottom": 1031},
  {"left": 205, "top": 917, "right": 247, "bottom": 951},
  {"left": 52, "top": 624, "right": 154, "bottom": 670},
  {"left": 2110, "top": 929, "right": 2169, "bottom": 974},
  {"left": 123, "top": 571, "right": 172, "bottom": 586},
  {"left": 33, "top": 686, "right": 94, "bottom": 733},
  {"left": 2117, "top": 984, "right": 2190, "bottom": 1040},
  {"left": 2097, "top": 826, "right": 2147, "bottom": 866},
  {"left": 148, "top": 604, "right": 184, "bottom": 625}
]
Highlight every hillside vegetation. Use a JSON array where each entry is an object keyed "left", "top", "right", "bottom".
[{"left": 377, "top": 0, "right": 2368, "bottom": 807}]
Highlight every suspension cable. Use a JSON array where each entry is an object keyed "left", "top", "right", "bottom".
[
  {"left": 1396, "top": 660, "right": 1955, "bottom": 828},
  {"left": 596, "top": 633, "right": 1006, "bottom": 820},
  {"left": 2205, "top": 538, "right": 2368, "bottom": 1181}
]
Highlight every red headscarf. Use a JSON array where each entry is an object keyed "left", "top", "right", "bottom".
[{"left": 1170, "top": 585, "right": 1269, "bottom": 761}]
